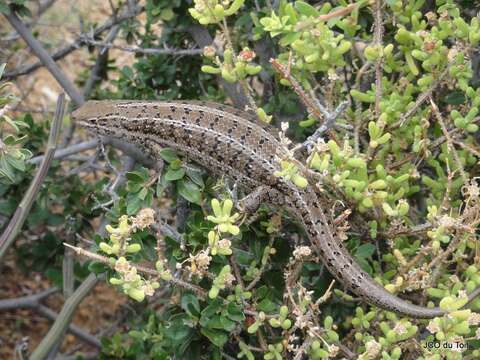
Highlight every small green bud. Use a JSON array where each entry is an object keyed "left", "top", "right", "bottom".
[
  {"left": 245, "top": 64, "right": 262, "bottom": 75},
  {"left": 247, "top": 321, "right": 259, "bottom": 333},
  {"left": 347, "top": 157, "right": 366, "bottom": 168},
  {"left": 109, "top": 277, "right": 123, "bottom": 285},
  {"left": 99, "top": 242, "right": 113, "bottom": 254},
  {"left": 209, "top": 286, "right": 219, "bottom": 299},
  {"left": 221, "top": 67, "right": 237, "bottom": 83},
  {"left": 370, "top": 180, "right": 387, "bottom": 190},
  {"left": 213, "top": 4, "right": 225, "bottom": 18},
  {"left": 376, "top": 133, "right": 391, "bottom": 145},
  {"left": 405, "top": 52, "right": 419, "bottom": 75},
  {"left": 201, "top": 65, "right": 221, "bottom": 74},
  {"left": 281, "top": 319, "right": 291, "bottom": 329},
  {"left": 362, "top": 197, "right": 374, "bottom": 208},
  {"left": 269, "top": 318, "right": 281, "bottom": 327},
  {"left": 467, "top": 123, "right": 479, "bottom": 133},
  {"left": 128, "top": 288, "right": 145, "bottom": 302},
  {"left": 292, "top": 174, "right": 308, "bottom": 188},
  {"left": 126, "top": 243, "right": 141, "bottom": 253},
  {"left": 256, "top": 107, "right": 272, "bottom": 124},
  {"left": 324, "top": 316, "right": 333, "bottom": 329},
  {"left": 364, "top": 45, "right": 382, "bottom": 61}
]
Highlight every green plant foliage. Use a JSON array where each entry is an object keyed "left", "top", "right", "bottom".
[
  {"left": 0, "top": 64, "right": 32, "bottom": 183},
  {"left": 3, "top": 0, "right": 480, "bottom": 359}
]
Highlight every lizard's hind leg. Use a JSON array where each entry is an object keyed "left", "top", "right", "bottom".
[{"left": 238, "top": 185, "right": 286, "bottom": 226}]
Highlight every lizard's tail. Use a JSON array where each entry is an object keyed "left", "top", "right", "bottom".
[{"left": 293, "top": 185, "right": 479, "bottom": 319}]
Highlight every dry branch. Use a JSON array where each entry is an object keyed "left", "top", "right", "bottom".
[
  {"left": 3, "top": 13, "right": 85, "bottom": 106},
  {"left": 2, "top": 3, "right": 144, "bottom": 80},
  {"left": 0, "top": 94, "right": 65, "bottom": 262}
]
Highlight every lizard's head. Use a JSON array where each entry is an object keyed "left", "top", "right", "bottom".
[{"left": 72, "top": 100, "right": 122, "bottom": 137}]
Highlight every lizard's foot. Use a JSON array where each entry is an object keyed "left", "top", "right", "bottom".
[
  {"left": 238, "top": 186, "right": 271, "bottom": 215},
  {"left": 238, "top": 186, "right": 285, "bottom": 217}
]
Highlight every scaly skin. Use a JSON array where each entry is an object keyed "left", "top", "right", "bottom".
[{"left": 72, "top": 100, "right": 478, "bottom": 318}]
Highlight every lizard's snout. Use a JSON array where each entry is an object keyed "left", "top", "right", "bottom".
[{"left": 71, "top": 100, "right": 105, "bottom": 124}]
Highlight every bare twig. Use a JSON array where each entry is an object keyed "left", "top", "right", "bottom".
[
  {"left": 3, "top": 3, "right": 144, "bottom": 80},
  {"left": 353, "top": 62, "right": 372, "bottom": 154},
  {"left": 80, "top": 37, "right": 204, "bottom": 56},
  {"left": 295, "top": 4, "right": 358, "bottom": 31},
  {"left": 270, "top": 58, "right": 348, "bottom": 150},
  {"left": 29, "top": 274, "right": 99, "bottom": 360},
  {"left": 270, "top": 58, "right": 328, "bottom": 124},
  {"left": 3, "top": 13, "right": 84, "bottom": 106},
  {"left": 0, "top": 288, "right": 101, "bottom": 348},
  {"left": 373, "top": 0, "right": 384, "bottom": 119},
  {"left": 390, "top": 65, "right": 451, "bottom": 129},
  {"left": 246, "top": 236, "right": 275, "bottom": 291},
  {"left": 1, "top": 0, "right": 58, "bottom": 42},
  {"left": 430, "top": 97, "right": 468, "bottom": 183},
  {"left": 28, "top": 139, "right": 100, "bottom": 165},
  {"left": 0, "top": 94, "right": 65, "bottom": 262}
]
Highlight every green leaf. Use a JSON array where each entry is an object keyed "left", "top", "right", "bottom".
[
  {"left": 279, "top": 32, "right": 301, "bottom": 46},
  {"left": 121, "top": 66, "right": 134, "bottom": 79},
  {"left": 295, "top": 1, "right": 320, "bottom": 17},
  {"left": 355, "top": 243, "right": 375, "bottom": 259},
  {"left": 3, "top": 134, "right": 27, "bottom": 145},
  {"left": 205, "top": 315, "right": 236, "bottom": 332},
  {"left": 200, "top": 328, "right": 228, "bottom": 348},
  {"left": 226, "top": 302, "right": 245, "bottom": 322},
  {"left": 164, "top": 315, "right": 192, "bottom": 342},
  {"left": 126, "top": 171, "right": 147, "bottom": 183},
  {"left": 126, "top": 195, "right": 143, "bottom": 215},
  {"left": 177, "top": 179, "right": 202, "bottom": 205},
  {"left": 186, "top": 166, "right": 204, "bottom": 187},
  {"left": 159, "top": 148, "right": 179, "bottom": 163},
  {"left": 88, "top": 261, "right": 110, "bottom": 274},
  {"left": 0, "top": 156, "right": 15, "bottom": 182},
  {"left": 156, "top": 175, "right": 169, "bottom": 197},
  {"left": 181, "top": 293, "right": 201, "bottom": 318},
  {"left": 0, "top": 4, "right": 9, "bottom": 15},
  {"left": 256, "top": 298, "right": 276, "bottom": 312},
  {"left": 137, "top": 187, "right": 148, "bottom": 200},
  {"left": 200, "top": 299, "right": 223, "bottom": 326},
  {"left": 5, "top": 154, "right": 25, "bottom": 172},
  {"left": 356, "top": 257, "right": 373, "bottom": 274},
  {"left": 443, "top": 91, "right": 465, "bottom": 105},
  {"left": 165, "top": 167, "right": 186, "bottom": 181}
]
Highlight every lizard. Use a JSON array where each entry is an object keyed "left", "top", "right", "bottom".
[{"left": 72, "top": 99, "right": 480, "bottom": 319}]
